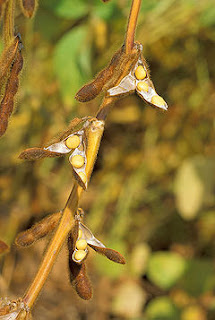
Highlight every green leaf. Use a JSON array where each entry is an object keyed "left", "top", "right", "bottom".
[
  {"left": 53, "top": 26, "right": 92, "bottom": 107},
  {"left": 43, "top": 0, "right": 88, "bottom": 19},
  {"left": 179, "top": 259, "right": 215, "bottom": 297},
  {"left": 145, "top": 297, "right": 180, "bottom": 320},
  {"left": 147, "top": 252, "right": 186, "bottom": 290},
  {"left": 174, "top": 156, "right": 215, "bottom": 220},
  {"left": 200, "top": 4, "right": 215, "bottom": 27},
  {"left": 92, "top": 0, "right": 119, "bottom": 21}
]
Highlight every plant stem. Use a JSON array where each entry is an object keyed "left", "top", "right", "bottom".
[
  {"left": 125, "top": 0, "right": 142, "bottom": 54},
  {"left": 22, "top": 120, "right": 104, "bottom": 309},
  {"left": 3, "top": 0, "right": 14, "bottom": 44}
]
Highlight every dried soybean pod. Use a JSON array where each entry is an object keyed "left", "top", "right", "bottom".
[
  {"left": 0, "top": 48, "right": 23, "bottom": 137},
  {"left": 19, "top": 0, "right": 38, "bottom": 18},
  {"left": 75, "top": 47, "right": 123, "bottom": 102},
  {"left": 15, "top": 212, "right": 62, "bottom": 247},
  {"left": 0, "top": 36, "right": 19, "bottom": 82},
  {"left": 68, "top": 259, "right": 92, "bottom": 300},
  {"left": 88, "top": 244, "right": 126, "bottom": 264},
  {"left": 68, "top": 220, "right": 79, "bottom": 253},
  {"left": 19, "top": 147, "right": 63, "bottom": 160}
]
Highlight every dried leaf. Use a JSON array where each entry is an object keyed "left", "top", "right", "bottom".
[{"left": 89, "top": 244, "right": 126, "bottom": 264}]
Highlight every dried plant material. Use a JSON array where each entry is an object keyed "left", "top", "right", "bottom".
[
  {"left": 0, "top": 49, "right": 23, "bottom": 137},
  {"left": 107, "top": 42, "right": 168, "bottom": 110},
  {"left": 0, "top": 0, "right": 7, "bottom": 20},
  {"left": 0, "top": 35, "right": 19, "bottom": 82},
  {"left": 68, "top": 260, "right": 92, "bottom": 300},
  {"left": 3, "top": 0, "right": 15, "bottom": 44},
  {"left": 19, "top": 0, "right": 38, "bottom": 18},
  {"left": 75, "top": 44, "right": 140, "bottom": 102},
  {"left": 88, "top": 244, "right": 126, "bottom": 264},
  {"left": 15, "top": 212, "right": 62, "bottom": 247},
  {"left": 19, "top": 147, "right": 63, "bottom": 160},
  {"left": 0, "top": 240, "right": 9, "bottom": 254},
  {"left": 0, "top": 298, "right": 32, "bottom": 319}
]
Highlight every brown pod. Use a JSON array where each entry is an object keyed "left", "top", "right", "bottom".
[
  {"left": 89, "top": 244, "right": 126, "bottom": 264},
  {"left": 19, "top": 0, "right": 38, "bottom": 18},
  {"left": 0, "top": 36, "right": 19, "bottom": 82},
  {"left": 15, "top": 212, "right": 62, "bottom": 247},
  {"left": 0, "top": 239, "right": 9, "bottom": 254},
  {"left": 75, "top": 68, "right": 112, "bottom": 102},
  {"left": 67, "top": 221, "right": 79, "bottom": 253},
  {"left": 75, "top": 47, "right": 123, "bottom": 102},
  {"left": 19, "top": 147, "right": 63, "bottom": 160},
  {"left": 0, "top": 49, "right": 23, "bottom": 137},
  {"left": 69, "top": 260, "right": 92, "bottom": 300}
]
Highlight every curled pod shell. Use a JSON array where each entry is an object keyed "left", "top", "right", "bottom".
[{"left": 19, "top": 147, "right": 63, "bottom": 160}]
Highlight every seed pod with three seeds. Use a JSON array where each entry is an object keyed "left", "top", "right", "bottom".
[{"left": 107, "top": 41, "right": 168, "bottom": 110}]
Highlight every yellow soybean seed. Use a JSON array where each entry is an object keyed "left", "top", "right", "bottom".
[
  {"left": 65, "top": 135, "right": 80, "bottom": 149},
  {"left": 76, "top": 239, "right": 87, "bottom": 250},
  {"left": 135, "top": 66, "right": 147, "bottom": 80},
  {"left": 74, "top": 249, "right": 87, "bottom": 261},
  {"left": 151, "top": 95, "right": 165, "bottom": 107},
  {"left": 137, "top": 81, "right": 149, "bottom": 92},
  {"left": 78, "top": 229, "right": 83, "bottom": 238},
  {"left": 78, "top": 172, "right": 87, "bottom": 184},
  {"left": 71, "top": 155, "right": 85, "bottom": 168}
]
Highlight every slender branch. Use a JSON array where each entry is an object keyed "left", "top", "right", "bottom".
[
  {"left": 23, "top": 183, "right": 79, "bottom": 308},
  {"left": 125, "top": 0, "right": 142, "bottom": 54},
  {"left": 22, "top": 120, "right": 104, "bottom": 309},
  {"left": 3, "top": 0, "right": 14, "bottom": 44},
  {"left": 96, "top": 96, "right": 116, "bottom": 121}
]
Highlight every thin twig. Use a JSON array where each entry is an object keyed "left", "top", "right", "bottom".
[{"left": 125, "top": 0, "right": 142, "bottom": 54}]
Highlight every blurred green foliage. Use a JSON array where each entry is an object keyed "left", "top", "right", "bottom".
[{"left": 0, "top": 0, "right": 215, "bottom": 319}]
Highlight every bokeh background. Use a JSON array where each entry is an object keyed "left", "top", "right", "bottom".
[{"left": 0, "top": 0, "right": 215, "bottom": 319}]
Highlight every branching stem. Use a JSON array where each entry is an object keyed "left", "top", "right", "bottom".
[{"left": 23, "top": 122, "right": 104, "bottom": 309}]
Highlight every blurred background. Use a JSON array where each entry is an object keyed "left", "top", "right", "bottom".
[{"left": 0, "top": 0, "right": 215, "bottom": 319}]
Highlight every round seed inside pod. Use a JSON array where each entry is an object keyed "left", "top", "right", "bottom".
[
  {"left": 76, "top": 239, "right": 87, "bottom": 250},
  {"left": 137, "top": 81, "right": 149, "bottom": 92},
  {"left": 151, "top": 95, "right": 166, "bottom": 107},
  {"left": 65, "top": 135, "right": 80, "bottom": 149},
  {"left": 74, "top": 249, "right": 87, "bottom": 261},
  {"left": 78, "top": 229, "right": 83, "bottom": 238},
  {"left": 78, "top": 172, "right": 87, "bottom": 184},
  {"left": 135, "top": 66, "right": 146, "bottom": 80},
  {"left": 71, "top": 155, "right": 85, "bottom": 168}
]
